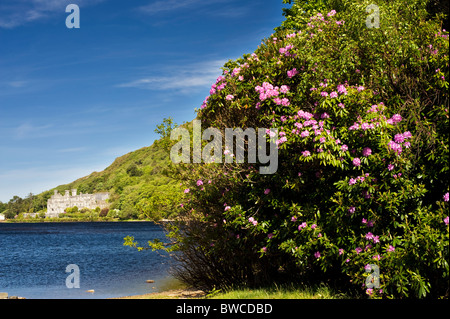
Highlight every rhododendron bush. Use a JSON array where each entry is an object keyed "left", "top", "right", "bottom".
[{"left": 139, "top": 0, "right": 449, "bottom": 298}]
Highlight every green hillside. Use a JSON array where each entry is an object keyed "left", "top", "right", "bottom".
[{"left": 0, "top": 119, "right": 184, "bottom": 221}]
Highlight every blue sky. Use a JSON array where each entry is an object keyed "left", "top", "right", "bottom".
[{"left": 0, "top": 0, "right": 289, "bottom": 202}]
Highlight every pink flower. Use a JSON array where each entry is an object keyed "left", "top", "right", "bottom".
[
  {"left": 365, "top": 232, "right": 374, "bottom": 240},
  {"left": 394, "top": 133, "right": 405, "bottom": 143},
  {"left": 348, "top": 206, "right": 356, "bottom": 214},
  {"left": 362, "top": 147, "right": 372, "bottom": 157},
  {"left": 402, "top": 131, "right": 412, "bottom": 139},
  {"left": 341, "top": 144, "right": 348, "bottom": 152},
  {"left": 337, "top": 84, "right": 347, "bottom": 95},
  {"left": 298, "top": 110, "right": 313, "bottom": 120},
  {"left": 327, "top": 9, "right": 336, "bottom": 17},
  {"left": 349, "top": 178, "right": 357, "bottom": 185},
  {"left": 196, "top": 180, "right": 203, "bottom": 186},
  {"left": 373, "top": 235, "right": 380, "bottom": 243},
  {"left": 390, "top": 114, "right": 402, "bottom": 123},
  {"left": 291, "top": 216, "right": 297, "bottom": 222},
  {"left": 280, "top": 85, "right": 290, "bottom": 93},
  {"left": 329, "top": 91, "right": 338, "bottom": 98},
  {"left": 224, "top": 206, "right": 231, "bottom": 211},
  {"left": 281, "top": 98, "right": 290, "bottom": 106},
  {"left": 298, "top": 222, "right": 307, "bottom": 230},
  {"left": 353, "top": 157, "right": 361, "bottom": 167},
  {"left": 266, "top": 129, "right": 276, "bottom": 138},
  {"left": 261, "top": 247, "right": 267, "bottom": 253},
  {"left": 311, "top": 224, "right": 317, "bottom": 229},
  {"left": 386, "top": 245, "right": 395, "bottom": 252},
  {"left": 388, "top": 140, "right": 402, "bottom": 155},
  {"left": 276, "top": 136, "right": 287, "bottom": 146},
  {"left": 264, "top": 188, "right": 271, "bottom": 195},
  {"left": 302, "top": 150, "right": 311, "bottom": 157},
  {"left": 314, "top": 251, "right": 321, "bottom": 259},
  {"left": 248, "top": 217, "right": 258, "bottom": 226},
  {"left": 339, "top": 249, "right": 344, "bottom": 255},
  {"left": 444, "top": 216, "right": 449, "bottom": 225},
  {"left": 319, "top": 137, "right": 326, "bottom": 143},
  {"left": 287, "top": 68, "right": 299, "bottom": 78},
  {"left": 444, "top": 192, "right": 449, "bottom": 202},
  {"left": 184, "top": 189, "right": 190, "bottom": 193},
  {"left": 268, "top": 233, "right": 273, "bottom": 239},
  {"left": 355, "top": 247, "right": 363, "bottom": 254},
  {"left": 320, "top": 91, "right": 329, "bottom": 97},
  {"left": 357, "top": 86, "right": 365, "bottom": 92},
  {"left": 321, "top": 113, "right": 330, "bottom": 119},
  {"left": 388, "top": 164, "right": 395, "bottom": 171}
]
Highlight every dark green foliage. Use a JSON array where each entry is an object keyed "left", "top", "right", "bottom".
[{"left": 144, "top": 0, "right": 449, "bottom": 298}]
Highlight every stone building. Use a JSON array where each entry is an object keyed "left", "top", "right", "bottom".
[{"left": 46, "top": 189, "right": 109, "bottom": 217}]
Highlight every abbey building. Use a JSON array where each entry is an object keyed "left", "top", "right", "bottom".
[{"left": 46, "top": 189, "right": 109, "bottom": 217}]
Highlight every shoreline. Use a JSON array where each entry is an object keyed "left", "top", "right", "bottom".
[
  {"left": 0, "top": 218, "right": 176, "bottom": 224},
  {"left": 113, "top": 288, "right": 206, "bottom": 299}
]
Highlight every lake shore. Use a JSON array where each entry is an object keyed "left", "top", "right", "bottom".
[
  {"left": 113, "top": 288, "right": 206, "bottom": 299},
  {"left": 0, "top": 218, "right": 175, "bottom": 223}
]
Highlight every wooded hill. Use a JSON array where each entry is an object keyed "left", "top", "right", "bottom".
[{"left": 0, "top": 121, "right": 183, "bottom": 221}]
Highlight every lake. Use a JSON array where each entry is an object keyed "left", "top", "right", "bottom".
[{"left": 0, "top": 222, "right": 176, "bottom": 299}]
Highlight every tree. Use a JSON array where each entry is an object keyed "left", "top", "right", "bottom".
[{"left": 134, "top": 0, "right": 448, "bottom": 298}]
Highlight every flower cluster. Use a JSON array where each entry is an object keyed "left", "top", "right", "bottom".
[
  {"left": 388, "top": 131, "right": 412, "bottom": 155},
  {"left": 279, "top": 44, "right": 296, "bottom": 58},
  {"left": 248, "top": 217, "right": 258, "bottom": 226},
  {"left": 210, "top": 76, "right": 227, "bottom": 95},
  {"left": 255, "top": 82, "right": 290, "bottom": 106}
]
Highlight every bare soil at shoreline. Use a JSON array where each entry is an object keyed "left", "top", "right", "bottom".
[{"left": 113, "top": 288, "right": 206, "bottom": 299}]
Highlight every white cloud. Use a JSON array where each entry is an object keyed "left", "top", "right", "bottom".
[
  {"left": 0, "top": 0, "right": 105, "bottom": 28},
  {"left": 15, "top": 122, "right": 53, "bottom": 139},
  {"left": 56, "top": 147, "right": 87, "bottom": 153},
  {"left": 138, "top": 0, "right": 202, "bottom": 15},
  {"left": 117, "top": 59, "right": 227, "bottom": 92},
  {"left": 6, "top": 81, "right": 28, "bottom": 88}
]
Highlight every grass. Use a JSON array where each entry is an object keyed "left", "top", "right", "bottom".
[
  {"left": 120, "top": 281, "right": 351, "bottom": 299},
  {"left": 115, "top": 274, "right": 353, "bottom": 299},
  {"left": 208, "top": 283, "right": 350, "bottom": 299}
]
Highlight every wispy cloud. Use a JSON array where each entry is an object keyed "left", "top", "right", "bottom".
[
  {"left": 117, "top": 59, "right": 227, "bottom": 92},
  {"left": 137, "top": 0, "right": 203, "bottom": 15},
  {"left": 56, "top": 147, "right": 88, "bottom": 153},
  {"left": 15, "top": 122, "right": 53, "bottom": 139},
  {"left": 0, "top": 0, "right": 105, "bottom": 28},
  {"left": 6, "top": 81, "right": 28, "bottom": 88},
  {"left": 137, "top": 0, "right": 240, "bottom": 16}
]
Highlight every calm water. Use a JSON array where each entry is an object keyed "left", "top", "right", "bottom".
[{"left": 0, "top": 222, "right": 176, "bottom": 299}]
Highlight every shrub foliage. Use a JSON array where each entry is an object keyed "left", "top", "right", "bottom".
[{"left": 135, "top": 0, "right": 449, "bottom": 298}]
